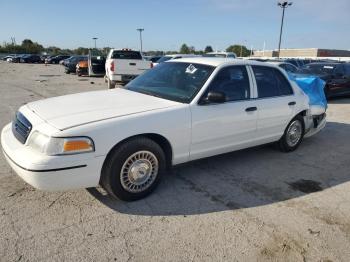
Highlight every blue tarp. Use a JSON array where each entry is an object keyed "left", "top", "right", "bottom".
[{"left": 288, "top": 74, "right": 327, "bottom": 109}]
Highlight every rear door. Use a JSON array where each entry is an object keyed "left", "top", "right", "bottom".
[{"left": 250, "top": 66, "right": 296, "bottom": 143}]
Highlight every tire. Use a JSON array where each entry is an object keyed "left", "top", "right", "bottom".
[
  {"left": 100, "top": 137, "right": 166, "bottom": 201},
  {"left": 107, "top": 78, "right": 116, "bottom": 89},
  {"left": 278, "top": 115, "right": 305, "bottom": 152}
]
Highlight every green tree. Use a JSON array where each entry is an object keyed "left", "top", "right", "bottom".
[
  {"left": 45, "top": 46, "right": 61, "bottom": 55},
  {"left": 179, "top": 44, "right": 190, "bottom": 54},
  {"left": 204, "top": 45, "right": 213, "bottom": 53},
  {"left": 226, "top": 44, "right": 250, "bottom": 57},
  {"left": 74, "top": 47, "right": 90, "bottom": 55},
  {"left": 21, "top": 39, "right": 44, "bottom": 54}
]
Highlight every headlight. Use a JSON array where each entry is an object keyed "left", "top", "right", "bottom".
[{"left": 27, "top": 131, "right": 94, "bottom": 155}]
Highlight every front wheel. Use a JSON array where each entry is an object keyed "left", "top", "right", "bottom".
[
  {"left": 100, "top": 137, "right": 166, "bottom": 201},
  {"left": 278, "top": 116, "right": 304, "bottom": 152}
]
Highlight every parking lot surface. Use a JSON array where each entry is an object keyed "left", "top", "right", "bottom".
[{"left": 1, "top": 62, "right": 350, "bottom": 262}]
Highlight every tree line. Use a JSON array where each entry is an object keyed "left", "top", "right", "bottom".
[
  {"left": 178, "top": 43, "right": 251, "bottom": 56},
  {"left": 0, "top": 39, "right": 108, "bottom": 55},
  {"left": 0, "top": 39, "right": 252, "bottom": 57}
]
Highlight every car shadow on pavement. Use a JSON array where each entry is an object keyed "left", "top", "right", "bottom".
[{"left": 87, "top": 121, "right": 350, "bottom": 216}]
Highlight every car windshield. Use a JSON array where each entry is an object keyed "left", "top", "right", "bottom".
[
  {"left": 156, "top": 56, "right": 173, "bottom": 63},
  {"left": 126, "top": 62, "right": 215, "bottom": 103},
  {"left": 299, "top": 64, "right": 337, "bottom": 75}
]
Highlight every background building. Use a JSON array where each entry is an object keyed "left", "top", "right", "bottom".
[{"left": 253, "top": 48, "right": 350, "bottom": 58}]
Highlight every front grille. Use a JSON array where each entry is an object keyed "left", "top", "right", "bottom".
[{"left": 12, "top": 112, "right": 32, "bottom": 144}]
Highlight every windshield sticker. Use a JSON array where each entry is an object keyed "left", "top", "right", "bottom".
[
  {"left": 323, "top": 66, "right": 334, "bottom": 69},
  {"left": 186, "top": 64, "right": 197, "bottom": 74}
]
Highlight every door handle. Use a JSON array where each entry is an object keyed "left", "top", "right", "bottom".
[
  {"left": 288, "top": 101, "right": 296, "bottom": 106},
  {"left": 245, "top": 107, "right": 257, "bottom": 112}
]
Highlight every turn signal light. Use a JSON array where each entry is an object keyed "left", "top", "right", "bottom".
[{"left": 63, "top": 140, "right": 92, "bottom": 152}]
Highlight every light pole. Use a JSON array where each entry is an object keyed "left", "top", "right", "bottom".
[
  {"left": 277, "top": 1, "right": 292, "bottom": 58},
  {"left": 92, "top": 37, "right": 98, "bottom": 49},
  {"left": 240, "top": 40, "right": 247, "bottom": 57},
  {"left": 136, "top": 28, "right": 144, "bottom": 53}
]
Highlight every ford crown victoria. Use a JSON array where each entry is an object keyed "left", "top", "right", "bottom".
[{"left": 1, "top": 58, "right": 326, "bottom": 201}]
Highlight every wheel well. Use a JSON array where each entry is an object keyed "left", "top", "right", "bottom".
[
  {"left": 104, "top": 133, "right": 173, "bottom": 169},
  {"left": 297, "top": 110, "right": 307, "bottom": 117}
]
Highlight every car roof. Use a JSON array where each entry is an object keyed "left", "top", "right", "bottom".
[
  {"left": 168, "top": 57, "right": 277, "bottom": 68},
  {"left": 164, "top": 54, "right": 198, "bottom": 58}
]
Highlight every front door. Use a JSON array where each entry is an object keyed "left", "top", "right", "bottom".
[{"left": 190, "top": 65, "right": 257, "bottom": 160}]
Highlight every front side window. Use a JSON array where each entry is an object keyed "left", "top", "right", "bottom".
[
  {"left": 204, "top": 66, "right": 250, "bottom": 101},
  {"left": 252, "top": 66, "right": 293, "bottom": 98},
  {"left": 126, "top": 62, "right": 215, "bottom": 103}
]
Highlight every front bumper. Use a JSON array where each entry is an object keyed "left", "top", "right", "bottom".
[{"left": 1, "top": 123, "right": 104, "bottom": 191}]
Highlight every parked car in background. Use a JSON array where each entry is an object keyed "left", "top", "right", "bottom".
[
  {"left": 45, "top": 55, "right": 71, "bottom": 64},
  {"left": 2, "top": 54, "right": 16, "bottom": 61},
  {"left": 105, "top": 49, "right": 152, "bottom": 88},
  {"left": 282, "top": 59, "right": 308, "bottom": 68},
  {"left": 9, "top": 54, "right": 27, "bottom": 63},
  {"left": 203, "top": 51, "right": 237, "bottom": 58},
  {"left": 40, "top": 55, "right": 52, "bottom": 63},
  {"left": 76, "top": 60, "right": 88, "bottom": 76},
  {"left": 298, "top": 62, "right": 350, "bottom": 98},
  {"left": 64, "top": 56, "right": 88, "bottom": 74},
  {"left": 145, "top": 56, "right": 162, "bottom": 63},
  {"left": 88, "top": 55, "right": 106, "bottom": 76},
  {"left": 267, "top": 61, "right": 299, "bottom": 74},
  {"left": 1, "top": 58, "right": 326, "bottom": 201},
  {"left": 20, "top": 54, "right": 41, "bottom": 63},
  {"left": 152, "top": 54, "right": 198, "bottom": 67}
]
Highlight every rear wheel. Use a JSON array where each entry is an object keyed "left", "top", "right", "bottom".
[
  {"left": 100, "top": 137, "right": 166, "bottom": 201},
  {"left": 278, "top": 115, "right": 304, "bottom": 152}
]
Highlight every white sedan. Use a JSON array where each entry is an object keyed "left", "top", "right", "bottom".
[{"left": 1, "top": 58, "right": 326, "bottom": 201}]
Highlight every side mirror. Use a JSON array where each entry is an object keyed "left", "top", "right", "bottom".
[{"left": 200, "top": 91, "right": 226, "bottom": 104}]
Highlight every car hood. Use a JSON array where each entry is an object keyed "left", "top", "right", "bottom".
[{"left": 26, "top": 89, "right": 181, "bottom": 130}]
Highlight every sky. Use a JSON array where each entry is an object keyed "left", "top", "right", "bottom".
[{"left": 1, "top": 0, "right": 349, "bottom": 51}]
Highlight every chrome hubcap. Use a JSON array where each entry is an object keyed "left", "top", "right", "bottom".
[
  {"left": 286, "top": 120, "right": 302, "bottom": 147},
  {"left": 120, "top": 151, "right": 158, "bottom": 193}
]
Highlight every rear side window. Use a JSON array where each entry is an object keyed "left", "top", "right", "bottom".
[
  {"left": 252, "top": 66, "right": 293, "bottom": 98},
  {"left": 344, "top": 64, "right": 350, "bottom": 76},
  {"left": 111, "top": 51, "right": 142, "bottom": 60},
  {"left": 205, "top": 66, "right": 250, "bottom": 101}
]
